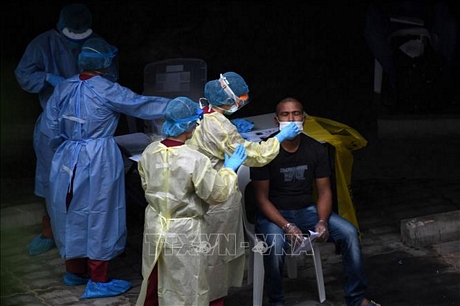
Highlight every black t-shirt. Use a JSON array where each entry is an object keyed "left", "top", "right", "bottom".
[{"left": 250, "top": 134, "right": 331, "bottom": 210}]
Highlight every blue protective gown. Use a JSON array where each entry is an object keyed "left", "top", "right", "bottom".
[
  {"left": 14, "top": 29, "right": 117, "bottom": 199},
  {"left": 41, "top": 74, "right": 169, "bottom": 260}
]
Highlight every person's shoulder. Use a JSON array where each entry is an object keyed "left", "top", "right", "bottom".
[
  {"left": 90, "top": 75, "right": 118, "bottom": 87},
  {"left": 28, "top": 29, "right": 60, "bottom": 45},
  {"left": 139, "top": 141, "right": 161, "bottom": 162},
  {"left": 300, "top": 133, "right": 320, "bottom": 143},
  {"left": 204, "top": 112, "right": 234, "bottom": 128},
  {"left": 300, "top": 133, "right": 326, "bottom": 148},
  {"left": 183, "top": 144, "right": 206, "bottom": 156}
]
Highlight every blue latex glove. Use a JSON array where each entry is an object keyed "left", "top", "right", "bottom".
[
  {"left": 46, "top": 73, "right": 65, "bottom": 87},
  {"left": 231, "top": 118, "right": 254, "bottom": 133},
  {"left": 275, "top": 122, "right": 300, "bottom": 142},
  {"left": 223, "top": 144, "right": 247, "bottom": 172}
]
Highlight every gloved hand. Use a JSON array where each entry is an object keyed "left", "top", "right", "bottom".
[
  {"left": 315, "top": 220, "right": 329, "bottom": 242},
  {"left": 275, "top": 122, "right": 300, "bottom": 142},
  {"left": 223, "top": 144, "right": 247, "bottom": 172},
  {"left": 282, "top": 223, "right": 304, "bottom": 245},
  {"left": 46, "top": 73, "right": 65, "bottom": 87}
]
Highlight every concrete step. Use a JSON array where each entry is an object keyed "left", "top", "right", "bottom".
[
  {"left": 0, "top": 202, "right": 44, "bottom": 230},
  {"left": 378, "top": 114, "right": 460, "bottom": 139},
  {"left": 401, "top": 210, "right": 460, "bottom": 247}
]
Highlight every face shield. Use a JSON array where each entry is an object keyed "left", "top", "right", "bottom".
[
  {"left": 219, "top": 74, "right": 250, "bottom": 110},
  {"left": 79, "top": 45, "right": 118, "bottom": 70}
]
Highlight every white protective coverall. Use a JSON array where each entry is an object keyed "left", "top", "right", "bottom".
[
  {"left": 136, "top": 141, "right": 239, "bottom": 306},
  {"left": 41, "top": 75, "right": 169, "bottom": 261},
  {"left": 186, "top": 110, "right": 281, "bottom": 300}
]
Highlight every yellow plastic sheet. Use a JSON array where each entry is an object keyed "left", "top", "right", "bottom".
[{"left": 304, "top": 115, "right": 367, "bottom": 232}]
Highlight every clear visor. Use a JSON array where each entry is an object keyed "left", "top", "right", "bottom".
[
  {"left": 218, "top": 74, "right": 250, "bottom": 109},
  {"left": 80, "top": 45, "right": 118, "bottom": 59},
  {"left": 236, "top": 93, "right": 250, "bottom": 109}
]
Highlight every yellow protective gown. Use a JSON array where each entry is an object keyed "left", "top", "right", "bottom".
[
  {"left": 136, "top": 141, "right": 239, "bottom": 306},
  {"left": 186, "top": 111, "right": 281, "bottom": 300}
]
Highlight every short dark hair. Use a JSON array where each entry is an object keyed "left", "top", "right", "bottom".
[{"left": 275, "top": 97, "right": 304, "bottom": 115}]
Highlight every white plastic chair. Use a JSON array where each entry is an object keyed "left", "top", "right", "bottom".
[{"left": 237, "top": 165, "right": 326, "bottom": 305}]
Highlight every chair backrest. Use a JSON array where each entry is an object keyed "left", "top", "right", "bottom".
[
  {"left": 124, "top": 58, "right": 208, "bottom": 135},
  {"left": 141, "top": 58, "right": 208, "bottom": 135},
  {"left": 143, "top": 58, "right": 207, "bottom": 99}
]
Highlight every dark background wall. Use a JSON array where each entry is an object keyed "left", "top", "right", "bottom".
[
  {"left": 2, "top": 1, "right": 456, "bottom": 185},
  {"left": 2, "top": 0, "right": 375, "bottom": 122}
]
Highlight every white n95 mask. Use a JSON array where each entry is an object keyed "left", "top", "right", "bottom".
[{"left": 279, "top": 121, "right": 304, "bottom": 132}]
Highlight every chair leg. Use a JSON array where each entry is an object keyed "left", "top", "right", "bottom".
[
  {"left": 312, "top": 244, "right": 326, "bottom": 303},
  {"left": 253, "top": 251, "right": 265, "bottom": 306},
  {"left": 286, "top": 256, "right": 298, "bottom": 279},
  {"left": 247, "top": 248, "right": 254, "bottom": 285},
  {"left": 374, "top": 59, "right": 383, "bottom": 94}
]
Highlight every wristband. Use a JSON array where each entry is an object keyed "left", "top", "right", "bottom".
[{"left": 318, "top": 219, "right": 328, "bottom": 225}]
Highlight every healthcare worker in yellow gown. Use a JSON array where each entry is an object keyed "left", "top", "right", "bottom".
[
  {"left": 186, "top": 72, "right": 301, "bottom": 304},
  {"left": 136, "top": 96, "right": 248, "bottom": 306}
]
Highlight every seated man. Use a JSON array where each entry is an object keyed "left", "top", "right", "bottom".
[{"left": 250, "top": 97, "right": 380, "bottom": 306}]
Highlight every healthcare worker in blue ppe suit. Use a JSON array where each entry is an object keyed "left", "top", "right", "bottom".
[
  {"left": 40, "top": 37, "right": 170, "bottom": 299},
  {"left": 186, "top": 72, "right": 300, "bottom": 305},
  {"left": 14, "top": 3, "right": 118, "bottom": 255},
  {"left": 136, "top": 97, "right": 247, "bottom": 305}
]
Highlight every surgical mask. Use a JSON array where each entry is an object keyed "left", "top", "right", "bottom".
[
  {"left": 211, "top": 103, "right": 239, "bottom": 116},
  {"left": 279, "top": 121, "right": 304, "bottom": 132},
  {"left": 223, "top": 104, "right": 239, "bottom": 116}
]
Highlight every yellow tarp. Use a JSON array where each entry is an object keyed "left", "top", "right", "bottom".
[{"left": 304, "top": 115, "right": 367, "bottom": 232}]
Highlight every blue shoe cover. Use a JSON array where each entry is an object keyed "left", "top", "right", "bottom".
[
  {"left": 81, "top": 279, "right": 132, "bottom": 299},
  {"left": 63, "top": 272, "right": 90, "bottom": 286},
  {"left": 28, "top": 234, "right": 56, "bottom": 255}
]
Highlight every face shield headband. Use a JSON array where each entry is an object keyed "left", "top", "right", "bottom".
[
  {"left": 80, "top": 46, "right": 117, "bottom": 60},
  {"left": 218, "top": 74, "right": 250, "bottom": 109}
]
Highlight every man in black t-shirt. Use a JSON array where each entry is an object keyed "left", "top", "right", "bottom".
[{"left": 250, "top": 97, "right": 380, "bottom": 306}]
